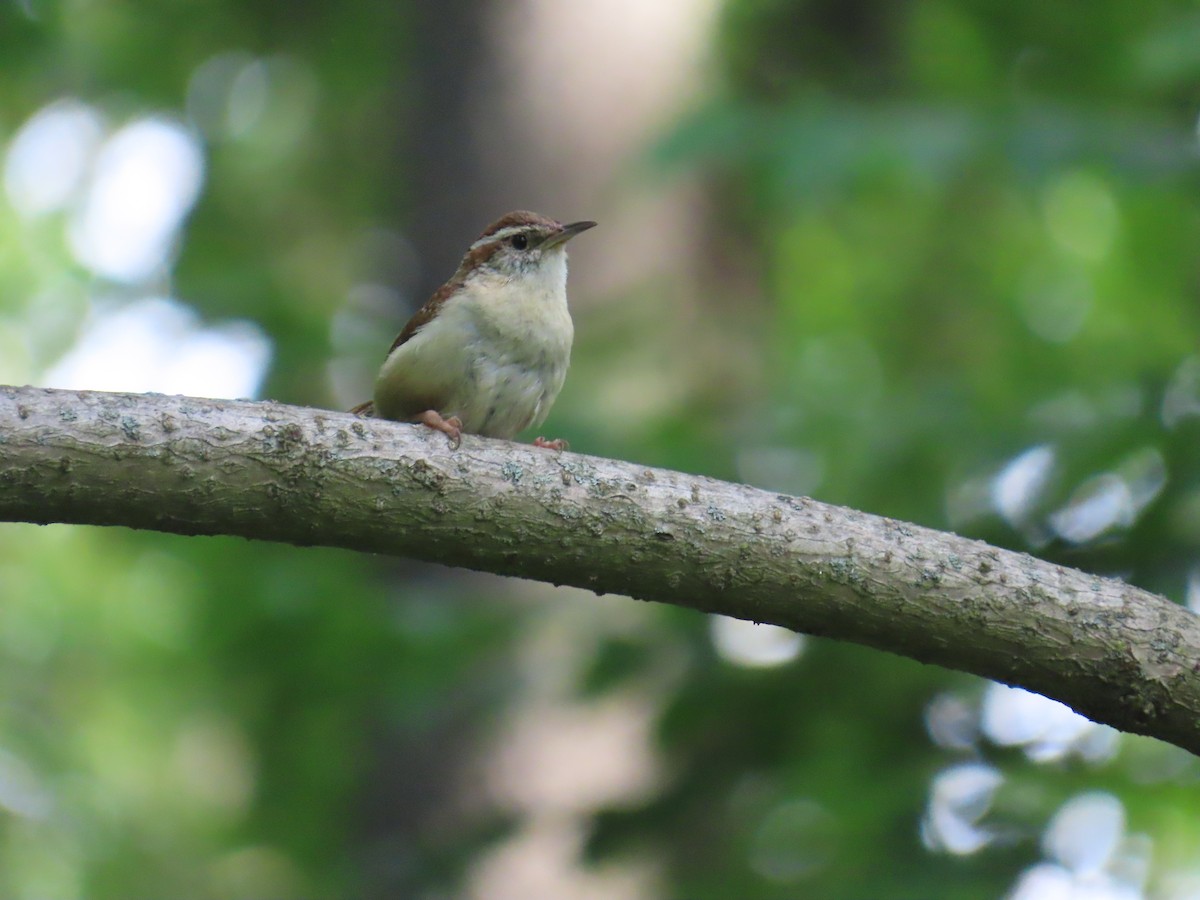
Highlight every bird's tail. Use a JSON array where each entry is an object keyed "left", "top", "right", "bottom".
[{"left": 349, "top": 400, "right": 376, "bottom": 416}]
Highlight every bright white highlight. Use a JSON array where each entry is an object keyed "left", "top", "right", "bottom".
[
  {"left": 45, "top": 297, "right": 271, "bottom": 400},
  {"left": 921, "top": 763, "right": 1003, "bottom": 855},
  {"left": 1043, "top": 793, "right": 1125, "bottom": 875},
  {"left": 981, "top": 684, "right": 1116, "bottom": 763},
  {"left": 711, "top": 615, "right": 804, "bottom": 668},
  {"left": 992, "top": 445, "right": 1055, "bottom": 525},
  {"left": 4, "top": 99, "right": 104, "bottom": 217},
  {"left": 1049, "top": 449, "right": 1165, "bottom": 545},
  {"left": 1010, "top": 794, "right": 1149, "bottom": 900},
  {"left": 68, "top": 117, "right": 204, "bottom": 283}
]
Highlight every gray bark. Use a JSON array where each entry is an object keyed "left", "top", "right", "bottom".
[{"left": 2, "top": 384, "right": 1198, "bottom": 754}]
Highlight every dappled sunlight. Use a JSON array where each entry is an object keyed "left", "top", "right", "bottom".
[
  {"left": 1043, "top": 794, "right": 1131, "bottom": 877},
  {"left": 710, "top": 615, "right": 805, "bottom": 668},
  {"left": 1010, "top": 793, "right": 1151, "bottom": 900},
  {"left": 44, "top": 297, "right": 270, "bottom": 399},
  {"left": 1050, "top": 474, "right": 1139, "bottom": 544},
  {"left": 992, "top": 444, "right": 1056, "bottom": 527},
  {"left": 982, "top": 684, "right": 1118, "bottom": 763},
  {"left": 922, "top": 685, "right": 1126, "bottom": 872},
  {"left": 67, "top": 117, "right": 204, "bottom": 283},
  {"left": 921, "top": 692, "right": 1164, "bottom": 897},
  {"left": 921, "top": 763, "right": 1003, "bottom": 855},
  {"left": 4, "top": 99, "right": 104, "bottom": 218},
  {"left": 928, "top": 685, "right": 1119, "bottom": 764},
  {"left": 1049, "top": 448, "right": 1165, "bottom": 545},
  {"left": 3, "top": 97, "right": 272, "bottom": 403},
  {"left": 951, "top": 418, "right": 1169, "bottom": 549},
  {"left": 948, "top": 444, "right": 1059, "bottom": 543}
]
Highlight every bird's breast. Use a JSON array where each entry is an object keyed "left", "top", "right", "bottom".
[{"left": 374, "top": 267, "right": 574, "bottom": 438}]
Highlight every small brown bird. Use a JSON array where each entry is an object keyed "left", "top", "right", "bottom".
[{"left": 352, "top": 211, "right": 595, "bottom": 449}]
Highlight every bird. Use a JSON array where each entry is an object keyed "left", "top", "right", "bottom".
[{"left": 351, "top": 210, "right": 595, "bottom": 450}]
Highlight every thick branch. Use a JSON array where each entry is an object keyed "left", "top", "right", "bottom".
[{"left": 2, "top": 385, "right": 1198, "bottom": 753}]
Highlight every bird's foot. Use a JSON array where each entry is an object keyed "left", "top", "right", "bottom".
[
  {"left": 533, "top": 436, "right": 569, "bottom": 452},
  {"left": 417, "top": 411, "right": 463, "bottom": 449}
]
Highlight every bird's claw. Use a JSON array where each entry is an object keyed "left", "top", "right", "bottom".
[
  {"left": 418, "top": 411, "right": 463, "bottom": 449},
  {"left": 534, "top": 436, "right": 569, "bottom": 452}
]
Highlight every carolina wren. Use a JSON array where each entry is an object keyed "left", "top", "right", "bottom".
[{"left": 352, "top": 211, "right": 595, "bottom": 449}]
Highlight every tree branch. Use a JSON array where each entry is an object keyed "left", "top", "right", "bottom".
[{"left": 2, "top": 384, "right": 1198, "bottom": 753}]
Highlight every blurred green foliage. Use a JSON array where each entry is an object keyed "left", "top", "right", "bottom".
[{"left": 2, "top": 0, "right": 1200, "bottom": 898}]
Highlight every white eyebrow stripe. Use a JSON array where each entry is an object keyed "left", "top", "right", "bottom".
[{"left": 469, "top": 225, "right": 546, "bottom": 251}]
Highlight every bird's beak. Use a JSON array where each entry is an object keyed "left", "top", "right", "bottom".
[{"left": 543, "top": 220, "right": 597, "bottom": 249}]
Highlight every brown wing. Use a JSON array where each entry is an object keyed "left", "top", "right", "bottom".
[
  {"left": 348, "top": 278, "right": 461, "bottom": 415},
  {"left": 386, "top": 276, "right": 461, "bottom": 354},
  {"left": 384, "top": 209, "right": 550, "bottom": 356}
]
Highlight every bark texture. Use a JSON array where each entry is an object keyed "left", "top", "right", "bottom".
[{"left": 2, "top": 384, "right": 1199, "bottom": 754}]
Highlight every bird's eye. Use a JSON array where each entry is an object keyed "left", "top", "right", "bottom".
[{"left": 510, "top": 234, "right": 529, "bottom": 250}]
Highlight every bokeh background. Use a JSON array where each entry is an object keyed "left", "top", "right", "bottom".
[{"left": 2, "top": 1, "right": 1200, "bottom": 897}]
